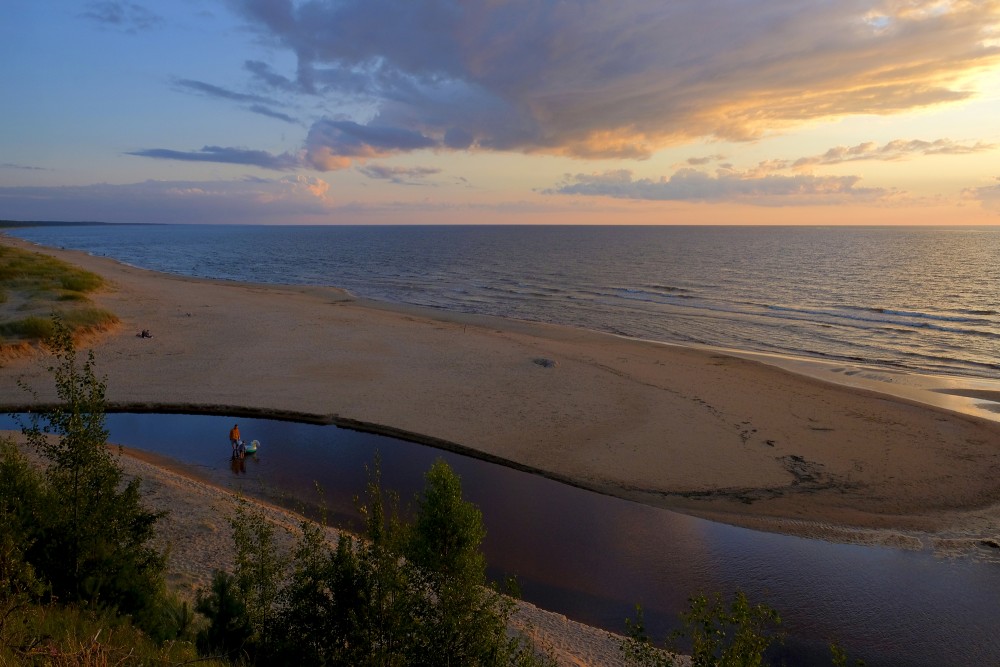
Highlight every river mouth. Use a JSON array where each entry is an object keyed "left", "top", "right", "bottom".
[{"left": 4, "top": 411, "right": 1000, "bottom": 666}]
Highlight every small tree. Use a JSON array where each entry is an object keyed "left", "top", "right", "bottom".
[
  {"left": 230, "top": 502, "right": 288, "bottom": 660},
  {"left": 198, "top": 457, "right": 554, "bottom": 666},
  {"left": 16, "top": 318, "right": 166, "bottom": 619},
  {"left": 621, "top": 591, "right": 782, "bottom": 667},
  {"left": 195, "top": 570, "right": 253, "bottom": 661},
  {"left": 403, "top": 459, "right": 516, "bottom": 666}
]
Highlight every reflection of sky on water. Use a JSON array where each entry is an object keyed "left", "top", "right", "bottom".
[{"left": 3, "top": 412, "right": 1000, "bottom": 666}]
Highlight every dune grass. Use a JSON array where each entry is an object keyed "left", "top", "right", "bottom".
[
  {"left": 0, "top": 244, "right": 119, "bottom": 345},
  {"left": 0, "top": 603, "right": 227, "bottom": 667}
]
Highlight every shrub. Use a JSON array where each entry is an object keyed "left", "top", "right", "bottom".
[
  {"left": 621, "top": 591, "right": 782, "bottom": 667},
  {"left": 196, "top": 571, "right": 254, "bottom": 661},
  {"left": 14, "top": 318, "right": 167, "bottom": 632},
  {"left": 197, "top": 457, "right": 554, "bottom": 666}
]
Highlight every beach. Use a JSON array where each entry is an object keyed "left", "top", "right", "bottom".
[
  {"left": 3, "top": 235, "right": 1000, "bottom": 547},
  {"left": 5, "top": 235, "right": 1000, "bottom": 664}
]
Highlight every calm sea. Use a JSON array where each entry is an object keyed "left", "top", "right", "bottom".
[{"left": 8, "top": 224, "right": 1000, "bottom": 380}]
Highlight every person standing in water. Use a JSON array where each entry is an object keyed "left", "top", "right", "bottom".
[{"left": 229, "top": 423, "right": 241, "bottom": 456}]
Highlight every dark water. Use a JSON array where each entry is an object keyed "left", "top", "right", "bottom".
[
  {"left": 5, "top": 412, "right": 998, "bottom": 666},
  {"left": 7, "top": 224, "right": 1000, "bottom": 379}
]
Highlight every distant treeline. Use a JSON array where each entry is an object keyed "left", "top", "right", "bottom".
[{"left": 0, "top": 220, "right": 115, "bottom": 228}]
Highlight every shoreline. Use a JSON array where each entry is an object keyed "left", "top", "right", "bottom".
[
  {"left": 3, "top": 235, "right": 1000, "bottom": 548},
  {"left": 8, "top": 233, "right": 1000, "bottom": 427}
]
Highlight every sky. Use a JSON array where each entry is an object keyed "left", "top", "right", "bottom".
[{"left": 2, "top": 0, "right": 1000, "bottom": 225}]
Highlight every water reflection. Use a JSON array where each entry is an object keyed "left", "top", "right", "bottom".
[{"left": 3, "top": 412, "right": 999, "bottom": 667}]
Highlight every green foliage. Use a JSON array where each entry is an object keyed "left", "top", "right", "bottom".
[
  {"left": 0, "top": 245, "right": 104, "bottom": 294},
  {"left": 405, "top": 458, "right": 487, "bottom": 581},
  {"left": 230, "top": 502, "right": 288, "bottom": 660},
  {"left": 621, "top": 605, "right": 675, "bottom": 666},
  {"left": 12, "top": 319, "right": 168, "bottom": 633},
  {"left": 196, "top": 571, "right": 254, "bottom": 662},
  {"left": 0, "top": 601, "right": 222, "bottom": 666},
  {"left": 196, "top": 457, "right": 554, "bottom": 666},
  {"left": 621, "top": 592, "right": 782, "bottom": 667},
  {"left": 402, "top": 458, "right": 515, "bottom": 666},
  {"left": 681, "top": 591, "right": 781, "bottom": 667},
  {"left": 0, "top": 316, "right": 55, "bottom": 340},
  {"left": 59, "top": 273, "right": 103, "bottom": 293},
  {"left": 0, "top": 437, "right": 44, "bottom": 648},
  {"left": 0, "top": 245, "right": 117, "bottom": 343},
  {"left": 830, "top": 642, "right": 866, "bottom": 667}
]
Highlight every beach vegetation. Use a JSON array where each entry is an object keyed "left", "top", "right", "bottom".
[
  {"left": 621, "top": 592, "right": 782, "bottom": 667},
  {"left": 15, "top": 320, "right": 166, "bottom": 619},
  {"left": 196, "top": 458, "right": 554, "bottom": 666},
  {"left": 0, "top": 601, "right": 224, "bottom": 666},
  {"left": 0, "top": 245, "right": 104, "bottom": 293},
  {"left": 0, "top": 245, "right": 118, "bottom": 345},
  {"left": 0, "top": 320, "right": 191, "bottom": 657}
]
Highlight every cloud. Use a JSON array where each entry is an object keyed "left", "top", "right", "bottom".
[
  {"left": 357, "top": 164, "right": 442, "bottom": 184},
  {"left": 244, "top": 61, "right": 303, "bottom": 94},
  {"left": 80, "top": 1, "right": 163, "bottom": 32},
  {"left": 964, "top": 177, "right": 1000, "bottom": 212},
  {"left": 304, "top": 120, "right": 437, "bottom": 170},
  {"left": 248, "top": 104, "right": 299, "bottom": 124},
  {"left": 128, "top": 146, "right": 302, "bottom": 171},
  {"left": 546, "top": 168, "right": 888, "bottom": 206},
  {"left": 229, "top": 0, "right": 1000, "bottom": 162},
  {"left": 173, "top": 79, "right": 300, "bottom": 125},
  {"left": 687, "top": 154, "right": 727, "bottom": 166},
  {"left": 0, "top": 177, "right": 333, "bottom": 224},
  {"left": 174, "top": 79, "right": 279, "bottom": 106},
  {"left": 793, "top": 138, "right": 996, "bottom": 167},
  {"left": 1, "top": 163, "right": 47, "bottom": 171}
]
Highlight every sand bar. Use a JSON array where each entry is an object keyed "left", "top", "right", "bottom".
[{"left": 3, "top": 235, "right": 1000, "bottom": 549}]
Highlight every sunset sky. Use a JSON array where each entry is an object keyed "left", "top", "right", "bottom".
[{"left": 2, "top": 0, "right": 1000, "bottom": 225}]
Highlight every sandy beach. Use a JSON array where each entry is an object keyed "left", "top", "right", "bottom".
[
  {"left": 3, "top": 235, "right": 1000, "bottom": 550},
  {"left": 4, "top": 234, "right": 1000, "bottom": 664}
]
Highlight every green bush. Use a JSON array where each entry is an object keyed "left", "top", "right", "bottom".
[
  {"left": 0, "top": 602, "right": 219, "bottom": 666},
  {"left": 196, "top": 571, "right": 254, "bottom": 661},
  {"left": 196, "top": 458, "right": 554, "bottom": 666},
  {"left": 621, "top": 592, "right": 782, "bottom": 667},
  {"left": 12, "top": 319, "right": 169, "bottom": 636}
]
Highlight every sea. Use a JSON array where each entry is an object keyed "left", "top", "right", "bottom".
[{"left": 7, "top": 224, "right": 1000, "bottom": 381}]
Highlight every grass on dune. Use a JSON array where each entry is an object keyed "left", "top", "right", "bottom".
[
  {"left": 0, "top": 603, "right": 228, "bottom": 667},
  {"left": 0, "top": 245, "right": 119, "bottom": 345}
]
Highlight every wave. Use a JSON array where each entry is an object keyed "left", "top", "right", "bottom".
[
  {"left": 767, "top": 304, "right": 999, "bottom": 337},
  {"left": 845, "top": 305, "right": 997, "bottom": 325}
]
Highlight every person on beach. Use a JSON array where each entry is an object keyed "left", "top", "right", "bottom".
[{"left": 229, "top": 424, "right": 240, "bottom": 455}]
